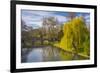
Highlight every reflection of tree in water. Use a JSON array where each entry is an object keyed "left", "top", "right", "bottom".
[
  {"left": 21, "top": 48, "right": 32, "bottom": 62},
  {"left": 42, "top": 46, "right": 60, "bottom": 61},
  {"left": 21, "top": 46, "right": 88, "bottom": 63},
  {"left": 41, "top": 46, "right": 82, "bottom": 61}
]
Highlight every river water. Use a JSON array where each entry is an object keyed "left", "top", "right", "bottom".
[{"left": 21, "top": 46, "right": 88, "bottom": 63}]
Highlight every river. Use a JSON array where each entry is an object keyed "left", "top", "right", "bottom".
[{"left": 21, "top": 46, "right": 88, "bottom": 63}]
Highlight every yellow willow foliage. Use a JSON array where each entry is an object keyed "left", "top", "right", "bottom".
[{"left": 54, "top": 17, "right": 90, "bottom": 55}]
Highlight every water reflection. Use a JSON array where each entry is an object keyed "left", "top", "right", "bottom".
[{"left": 21, "top": 46, "right": 87, "bottom": 63}]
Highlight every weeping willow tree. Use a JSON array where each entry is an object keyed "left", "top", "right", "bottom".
[{"left": 54, "top": 16, "right": 90, "bottom": 57}]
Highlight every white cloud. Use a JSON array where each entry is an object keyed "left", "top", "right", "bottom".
[
  {"left": 31, "top": 11, "right": 67, "bottom": 23},
  {"left": 55, "top": 15, "right": 67, "bottom": 23},
  {"left": 22, "top": 10, "right": 68, "bottom": 28},
  {"left": 28, "top": 21, "right": 42, "bottom": 27}
]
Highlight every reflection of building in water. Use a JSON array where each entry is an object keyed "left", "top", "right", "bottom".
[{"left": 42, "top": 46, "right": 60, "bottom": 61}]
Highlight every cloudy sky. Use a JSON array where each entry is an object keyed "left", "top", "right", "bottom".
[{"left": 21, "top": 10, "right": 90, "bottom": 29}]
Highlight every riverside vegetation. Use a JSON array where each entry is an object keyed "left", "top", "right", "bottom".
[{"left": 21, "top": 16, "right": 90, "bottom": 62}]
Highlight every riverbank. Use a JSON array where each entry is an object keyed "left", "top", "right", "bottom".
[{"left": 53, "top": 43, "right": 89, "bottom": 59}]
